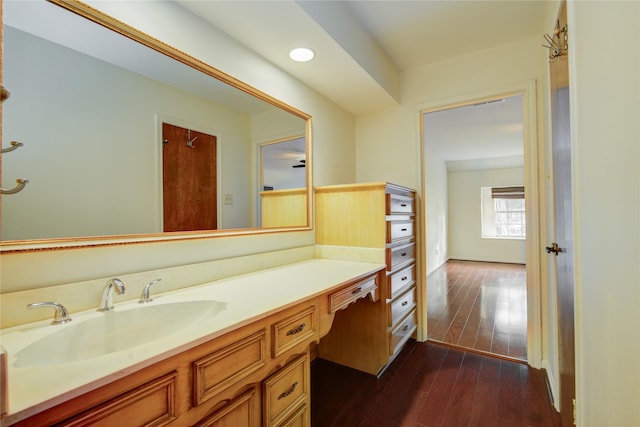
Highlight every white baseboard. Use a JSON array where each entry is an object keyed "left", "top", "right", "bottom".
[{"left": 541, "top": 359, "right": 560, "bottom": 412}]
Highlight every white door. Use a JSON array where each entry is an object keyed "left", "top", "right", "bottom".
[{"left": 547, "top": 2, "right": 576, "bottom": 425}]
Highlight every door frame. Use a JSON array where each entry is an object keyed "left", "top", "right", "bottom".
[
  {"left": 417, "top": 79, "right": 543, "bottom": 368},
  {"left": 155, "top": 114, "right": 223, "bottom": 231},
  {"left": 254, "top": 134, "right": 306, "bottom": 226}
]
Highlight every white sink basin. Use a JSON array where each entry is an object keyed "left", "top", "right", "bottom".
[{"left": 14, "top": 300, "right": 226, "bottom": 367}]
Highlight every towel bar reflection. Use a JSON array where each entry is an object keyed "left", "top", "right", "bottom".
[
  {"left": 1, "top": 179, "right": 28, "bottom": 195},
  {"left": 1, "top": 141, "right": 23, "bottom": 154}
]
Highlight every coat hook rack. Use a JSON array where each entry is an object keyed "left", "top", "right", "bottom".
[
  {"left": 1, "top": 141, "right": 24, "bottom": 154},
  {"left": 543, "top": 20, "right": 568, "bottom": 62},
  {"left": 1, "top": 179, "right": 28, "bottom": 195}
]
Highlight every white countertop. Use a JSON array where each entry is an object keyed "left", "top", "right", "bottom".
[{"left": 0, "top": 258, "right": 385, "bottom": 423}]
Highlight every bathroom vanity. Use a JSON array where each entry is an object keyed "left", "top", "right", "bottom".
[{"left": 0, "top": 259, "right": 386, "bottom": 426}]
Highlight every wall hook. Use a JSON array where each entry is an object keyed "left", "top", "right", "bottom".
[
  {"left": 543, "top": 21, "right": 568, "bottom": 62},
  {"left": 187, "top": 129, "right": 197, "bottom": 148},
  {"left": 0, "top": 86, "right": 9, "bottom": 103},
  {"left": 1, "top": 179, "right": 29, "bottom": 195},
  {"left": 1, "top": 141, "right": 24, "bottom": 154}
]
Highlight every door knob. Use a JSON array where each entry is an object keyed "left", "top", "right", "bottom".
[{"left": 545, "top": 242, "right": 561, "bottom": 255}]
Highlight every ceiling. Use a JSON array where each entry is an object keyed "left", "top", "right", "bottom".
[
  {"left": 424, "top": 95, "right": 525, "bottom": 171},
  {"left": 175, "top": 0, "right": 547, "bottom": 115},
  {"left": 175, "top": 0, "right": 540, "bottom": 167}
]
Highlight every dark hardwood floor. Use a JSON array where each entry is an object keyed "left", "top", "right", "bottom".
[
  {"left": 311, "top": 341, "right": 560, "bottom": 427},
  {"left": 427, "top": 260, "right": 527, "bottom": 361}
]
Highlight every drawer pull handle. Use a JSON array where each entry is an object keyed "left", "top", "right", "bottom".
[
  {"left": 401, "top": 301, "right": 408, "bottom": 307},
  {"left": 401, "top": 252, "right": 407, "bottom": 257},
  {"left": 286, "top": 323, "right": 306, "bottom": 336},
  {"left": 401, "top": 276, "right": 408, "bottom": 281},
  {"left": 401, "top": 228, "right": 408, "bottom": 232},
  {"left": 278, "top": 381, "right": 298, "bottom": 400},
  {"left": 351, "top": 287, "right": 362, "bottom": 295},
  {"left": 402, "top": 325, "right": 409, "bottom": 332},
  {"left": 400, "top": 203, "right": 407, "bottom": 207}
]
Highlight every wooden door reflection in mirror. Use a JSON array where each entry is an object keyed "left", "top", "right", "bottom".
[{"left": 162, "top": 123, "right": 217, "bottom": 232}]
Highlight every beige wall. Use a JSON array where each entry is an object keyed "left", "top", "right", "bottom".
[
  {"left": 354, "top": 3, "right": 640, "bottom": 425},
  {"left": 3, "top": 26, "right": 256, "bottom": 238},
  {"left": 355, "top": 34, "right": 546, "bottom": 288},
  {"left": 447, "top": 167, "right": 526, "bottom": 264},
  {"left": 354, "top": 34, "right": 550, "bottom": 370}
]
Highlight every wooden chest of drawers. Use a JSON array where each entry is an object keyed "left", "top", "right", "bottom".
[{"left": 315, "top": 182, "right": 418, "bottom": 375}]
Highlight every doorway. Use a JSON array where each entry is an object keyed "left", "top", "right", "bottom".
[
  {"left": 420, "top": 83, "right": 541, "bottom": 366},
  {"left": 162, "top": 122, "right": 218, "bottom": 232},
  {"left": 257, "top": 136, "right": 306, "bottom": 225}
]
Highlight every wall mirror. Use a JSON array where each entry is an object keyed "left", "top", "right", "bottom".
[{"left": 1, "top": 0, "right": 312, "bottom": 251}]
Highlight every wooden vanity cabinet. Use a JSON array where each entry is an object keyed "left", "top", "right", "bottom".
[
  {"left": 315, "top": 182, "right": 418, "bottom": 375},
  {"left": 7, "top": 271, "right": 385, "bottom": 427},
  {"left": 11, "top": 302, "right": 319, "bottom": 427}
]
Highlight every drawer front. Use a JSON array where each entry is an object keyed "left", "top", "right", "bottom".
[
  {"left": 389, "top": 264, "right": 415, "bottom": 298},
  {"left": 387, "top": 220, "right": 414, "bottom": 243},
  {"left": 193, "top": 330, "right": 267, "bottom": 406},
  {"left": 272, "top": 306, "right": 317, "bottom": 358},
  {"left": 389, "top": 287, "right": 417, "bottom": 327},
  {"left": 328, "top": 276, "right": 378, "bottom": 313},
  {"left": 389, "top": 310, "right": 417, "bottom": 355},
  {"left": 275, "top": 403, "right": 309, "bottom": 427},
  {"left": 263, "top": 354, "right": 309, "bottom": 427},
  {"left": 196, "top": 386, "right": 260, "bottom": 427},
  {"left": 61, "top": 372, "right": 177, "bottom": 426},
  {"left": 387, "top": 242, "right": 415, "bottom": 271},
  {"left": 386, "top": 193, "right": 414, "bottom": 215}
]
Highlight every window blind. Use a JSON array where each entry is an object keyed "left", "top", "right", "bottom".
[{"left": 491, "top": 186, "right": 525, "bottom": 199}]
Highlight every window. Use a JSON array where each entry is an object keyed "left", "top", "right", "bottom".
[{"left": 481, "top": 186, "right": 526, "bottom": 239}]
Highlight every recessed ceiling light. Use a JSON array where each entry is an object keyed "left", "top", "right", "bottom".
[{"left": 289, "top": 48, "right": 314, "bottom": 62}]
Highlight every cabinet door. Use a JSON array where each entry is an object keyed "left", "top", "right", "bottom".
[{"left": 196, "top": 387, "right": 260, "bottom": 427}]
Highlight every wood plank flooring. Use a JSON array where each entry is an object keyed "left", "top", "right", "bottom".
[
  {"left": 427, "top": 260, "right": 527, "bottom": 361},
  {"left": 311, "top": 341, "right": 560, "bottom": 427}
]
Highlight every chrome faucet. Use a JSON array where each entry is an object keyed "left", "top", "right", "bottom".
[
  {"left": 27, "top": 301, "right": 72, "bottom": 324},
  {"left": 138, "top": 278, "right": 162, "bottom": 303},
  {"left": 98, "top": 278, "right": 126, "bottom": 312}
]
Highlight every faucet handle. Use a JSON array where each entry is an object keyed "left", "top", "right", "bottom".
[
  {"left": 27, "top": 302, "right": 72, "bottom": 325},
  {"left": 139, "top": 279, "right": 162, "bottom": 303}
]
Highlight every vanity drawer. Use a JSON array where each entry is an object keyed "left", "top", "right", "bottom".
[
  {"left": 386, "top": 242, "right": 415, "bottom": 271},
  {"left": 386, "top": 193, "right": 414, "bottom": 215},
  {"left": 193, "top": 330, "right": 267, "bottom": 406},
  {"left": 272, "top": 306, "right": 317, "bottom": 358},
  {"left": 386, "top": 220, "right": 414, "bottom": 243},
  {"left": 328, "top": 275, "right": 378, "bottom": 313},
  {"left": 274, "top": 403, "right": 309, "bottom": 427},
  {"left": 61, "top": 372, "right": 177, "bottom": 426},
  {"left": 389, "top": 310, "right": 417, "bottom": 355},
  {"left": 388, "top": 287, "right": 417, "bottom": 327},
  {"left": 263, "top": 353, "right": 309, "bottom": 427},
  {"left": 389, "top": 264, "right": 415, "bottom": 298},
  {"left": 196, "top": 386, "right": 260, "bottom": 427}
]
